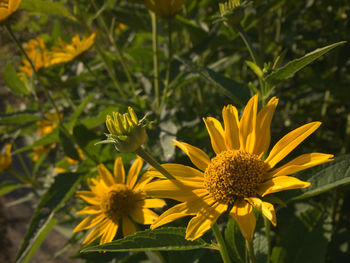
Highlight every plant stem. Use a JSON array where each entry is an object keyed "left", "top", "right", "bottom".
[
  {"left": 236, "top": 24, "right": 258, "bottom": 66},
  {"left": 264, "top": 216, "right": 271, "bottom": 263},
  {"left": 12, "top": 143, "right": 32, "bottom": 180},
  {"left": 151, "top": 11, "right": 160, "bottom": 111},
  {"left": 134, "top": 147, "right": 175, "bottom": 180},
  {"left": 212, "top": 223, "right": 232, "bottom": 263},
  {"left": 246, "top": 240, "right": 255, "bottom": 263}
]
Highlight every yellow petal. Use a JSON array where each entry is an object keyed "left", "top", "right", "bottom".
[
  {"left": 265, "top": 153, "right": 334, "bottom": 179},
  {"left": 257, "top": 176, "right": 311, "bottom": 196},
  {"left": 173, "top": 140, "right": 210, "bottom": 171},
  {"left": 77, "top": 206, "right": 101, "bottom": 215},
  {"left": 222, "top": 105, "right": 240, "bottom": 150},
  {"left": 137, "top": 198, "right": 166, "bottom": 208},
  {"left": 229, "top": 200, "right": 256, "bottom": 242},
  {"left": 100, "top": 220, "right": 118, "bottom": 245},
  {"left": 151, "top": 193, "right": 213, "bottom": 229},
  {"left": 73, "top": 213, "right": 105, "bottom": 233},
  {"left": 130, "top": 208, "right": 159, "bottom": 225},
  {"left": 82, "top": 219, "right": 110, "bottom": 246},
  {"left": 253, "top": 97, "right": 278, "bottom": 157},
  {"left": 133, "top": 175, "right": 154, "bottom": 192},
  {"left": 113, "top": 157, "right": 125, "bottom": 184},
  {"left": 76, "top": 190, "right": 101, "bottom": 205},
  {"left": 142, "top": 180, "right": 200, "bottom": 202},
  {"left": 203, "top": 117, "right": 226, "bottom": 154},
  {"left": 185, "top": 202, "right": 227, "bottom": 241},
  {"left": 127, "top": 157, "right": 143, "bottom": 189},
  {"left": 122, "top": 216, "right": 136, "bottom": 236},
  {"left": 97, "top": 164, "right": 115, "bottom": 187},
  {"left": 246, "top": 197, "right": 276, "bottom": 226},
  {"left": 239, "top": 94, "right": 258, "bottom": 153},
  {"left": 265, "top": 122, "right": 321, "bottom": 168}
]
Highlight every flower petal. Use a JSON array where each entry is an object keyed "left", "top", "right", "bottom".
[
  {"left": 122, "top": 216, "right": 136, "bottom": 236},
  {"left": 133, "top": 175, "right": 154, "bottom": 192},
  {"left": 127, "top": 157, "right": 143, "bottom": 189},
  {"left": 185, "top": 202, "right": 227, "bottom": 241},
  {"left": 222, "top": 105, "right": 240, "bottom": 150},
  {"left": 82, "top": 219, "right": 110, "bottom": 246},
  {"left": 113, "top": 157, "right": 125, "bottom": 184},
  {"left": 239, "top": 94, "right": 258, "bottom": 153},
  {"left": 246, "top": 197, "right": 276, "bottom": 226},
  {"left": 77, "top": 205, "right": 101, "bottom": 215},
  {"left": 229, "top": 200, "right": 256, "bottom": 242},
  {"left": 265, "top": 122, "right": 321, "bottom": 168},
  {"left": 173, "top": 140, "right": 210, "bottom": 171},
  {"left": 265, "top": 153, "right": 334, "bottom": 179},
  {"left": 203, "top": 117, "right": 226, "bottom": 154},
  {"left": 73, "top": 213, "right": 105, "bottom": 233},
  {"left": 100, "top": 220, "right": 118, "bottom": 245},
  {"left": 76, "top": 190, "right": 101, "bottom": 205},
  {"left": 130, "top": 208, "right": 159, "bottom": 225},
  {"left": 253, "top": 97, "right": 278, "bottom": 157},
  {"left": 97, "top": 164, "right": 115, "bottom": 187},
  {"left": 151, "top": 193, "right": 214, "bottom": 229},
  {"left": 137, "top": 198, "right": 166, "bottom": 208},
  {"left": 257, "top": 176, "right": 310, "bottom": 196}
]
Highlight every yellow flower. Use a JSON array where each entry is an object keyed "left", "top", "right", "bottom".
[
  {"left": 48, "top": 33, "right": 96, "bottom": 66},
  {"left": 0, "top": 144, "right": 12, "bottom": 172},
  {"left": 0, "top": 0, "right": 21, "bottom": 23},
  {"left": 73, "top": 157, "right": 165, "bottom": 246},
  {"left": 36, "top": 112, "right": 60, "bottom": 137},
  {"left": 145, "top": 0, "right": 185, "bottom": 17},
  {"left": 144, "top": 95, "right": 333, "bottom": 241},
  {"left": 18, "top": 37, "right": 51, "bottom": 77}
]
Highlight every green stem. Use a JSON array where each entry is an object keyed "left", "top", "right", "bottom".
[
  {"left": 246, "top": 240, "right": 255, "bottom": 263},
  {"left": 134, "top": 147, "right": 175, "bottom": 180},
  {"left": 91, "top": 0, "right": 136, "bottom": 93},
  {"left": 264, "top": 216, "right": 271, "bottom": 263},
  {"left": 212, "top": 223, "right": 232, "bottom": 263},
  {"left": 151, "top": 12, "right": 160, "bottom": 111},
  {"left": 12, "top": 143, "right": 32, "bottom": 180}
]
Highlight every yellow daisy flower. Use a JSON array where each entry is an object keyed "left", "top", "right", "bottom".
[
  {"left": 0, "top": 144, "right": 12, "bottom": 172},
  {"left": 144, "top": 95, "right": 333, "bottom": 242},
  {"left": 73, "top": 157, "right": 166, "bottom": 246},
  {"left": 48, "top": 33, "right": 96, "bottom": 66},
  {"left": 144, "top": 0, "right": 185, "bottom": 17},
  {"left": 0, "top": 0, "right": 21, "bottom": 23}
]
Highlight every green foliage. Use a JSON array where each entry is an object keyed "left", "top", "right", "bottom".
[{"left": 4, "top": 64, "right": 30, "bottom": 96}]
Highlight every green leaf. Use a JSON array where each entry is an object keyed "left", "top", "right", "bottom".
[
  {"left": 283, "top": 155, "right": 350, "bottom": 202},
  {"left": 20, "top": 0, "right": 76, "bottom": 21},
  {"left": 59, "top": 129, "right": 80, "bottom": 161},
  {"left": 265, "top": 42, "right": 346, "bottom": 85},
  {"left": 81, "top": 227, "right": 213, "bottom": 253},
  {"left": 271, "top": 247, "right": 287, "bottom": 263},
  {"left": 0, "top": 181, "right": 27, "bottom": 196},
  {"left": 15, "top": 172, "right": 82, "bottom": 263},
  {"left": 4, "top": 63, "right": 30, "bottom": 96},
  {"left": 14, "top": 128, "right": 59, "bottom": 154},
  {"left": 0, "top": 111, "right": 41, "bottom": 125},
  {"left": 224, "top": 218, "right": 246, "bottom": 263},
  {"left": 176, "top": 56, "right": 250, "bottom": 106},
  {"left": 245, "top": 61, "right": 263, "bottom": 78}
]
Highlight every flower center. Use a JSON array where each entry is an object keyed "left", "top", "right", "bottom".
[
  {"left": 101, "top": 184, "right": 141, "bottom": 223},
  {"left": 204, "top": 150, "right": 267, "bottom": 204}
]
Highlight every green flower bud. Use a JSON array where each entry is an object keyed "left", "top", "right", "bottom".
[{"left": 218, "top": 0, "right": 245, "bottom": 28}]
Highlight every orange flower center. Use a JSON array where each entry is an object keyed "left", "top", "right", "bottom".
[
  {"left": 204, "top": 150, "right": 267, "bottom": 204},
  {"left": 101, "top": 185, "right": 141, "bottom": 223}
]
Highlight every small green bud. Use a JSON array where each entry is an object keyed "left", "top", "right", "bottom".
[{"left": 218, "top": 0, "right": 246, "bottom": 28}]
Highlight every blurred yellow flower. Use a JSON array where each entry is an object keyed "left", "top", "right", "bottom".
[
  {"left": 18, "top": 37, "right": 51, "bottom": 77},
  {"left": 115, "top": 23, "right": 126, "bottom": 34},
  {"left": 54, "top": 147, "right": 85, "bottom": 173},
  {"left": 48, "top": 33, "right": 96, "bottom": 66},
  {"left": 0, "top": 144, "right": 12, "bottom": 172},
  {"left": 145, "top": 0, "right": 185, "bottom": 17},
  {"left": 73, "top": 157, "right": 165, "bottom": 246},
  {"left": 144, "top": 95, "right": 333, "bottom": 241},
  {"left": 0, "top": 0, "right": 21, "bottom": 23}
]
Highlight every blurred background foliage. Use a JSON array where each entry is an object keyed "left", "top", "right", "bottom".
[{"left": 0, "top": 0, "right": 349, "bottom": 262}]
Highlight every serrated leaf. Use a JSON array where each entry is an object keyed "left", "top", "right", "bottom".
[
  {"left": 282, "top": 155, "right": 350, "bottom": 202},
  {"left": 0, "top": 111, "right": 41, "bottom": 125},
  {"left": 4, "top": 63, "right": 30, "bottom": 96},
  {"left": 81, "top": 227, "right": 214, "bottom": 253},
  {"left": 20, "top": 0, "right": 76, "bottom": 21},
  {"left": 176, "top": 56, "right": 249, "bottom": 106},
  {"left": 224, "top": 218, "right": 245, "bottom": 263},
  {"left": 265, "top": 42, "right": 346, "bottom": 85},
  {"left": 15, "top": 172, "right": 82, "bottom": 263},
  {"left": 0, "top": 181, "right": 27, "bottom": 196},
  {"left": 59, "top": 129, "right": 80, "bottom": 161}
]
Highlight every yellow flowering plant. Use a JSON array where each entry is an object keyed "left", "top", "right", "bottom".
[{"left": 0, "top": 0, "right": 21, "bottom": 23}]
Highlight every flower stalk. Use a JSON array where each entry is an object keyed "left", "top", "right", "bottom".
[{"left": 212, "top": 223, "right": 232, "bottom": 263}]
